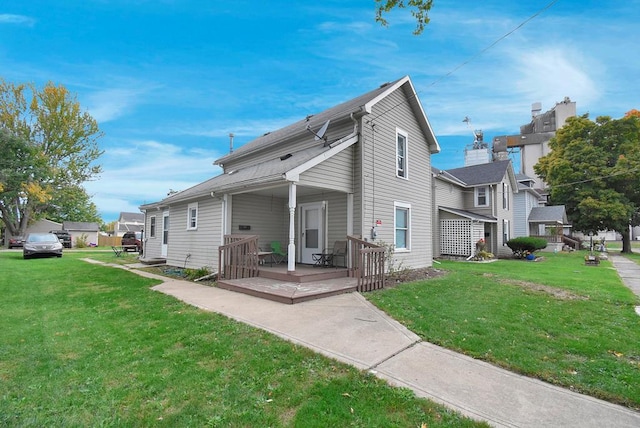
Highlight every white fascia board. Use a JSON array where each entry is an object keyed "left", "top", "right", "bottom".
[{"left": 284, "top": 134, "right": 358, "bottom": 182}]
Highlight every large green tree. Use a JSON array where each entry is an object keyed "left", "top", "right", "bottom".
[
  {"left": 0, "top": 79, "right": 103, "bottom": 239},
  {"left": 375, "top": 0, "right": 434, "bottom": 34},
  {"left": 534, "top": 113, "right": 640, "bottom": 253},
  {"left": 43, "top": 185, "right": 102, "bottom": 225}
]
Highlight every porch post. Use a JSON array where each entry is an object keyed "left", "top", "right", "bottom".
[{"left": 287, "top": 182, "right": 297, "bottom": 272}]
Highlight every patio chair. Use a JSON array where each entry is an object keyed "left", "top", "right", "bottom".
[
  {"left": 269, "top": 241, "right": 287, "bottom": 264},
  {"left": 324, "top": 240, "right": 347, "bottom": 267}
]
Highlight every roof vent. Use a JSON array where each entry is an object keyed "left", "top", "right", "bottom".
[
  {"left": 379, "top": 82, "right": 391, "bottom": 88},
  {"left": 280, "top": 153, "right": 292, "bottom": 161}
]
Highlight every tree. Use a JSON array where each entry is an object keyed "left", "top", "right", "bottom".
[
  {"left": 534, "top": 113, "right": 640, "bottom": 253},
  {"left": 0, "top": 79, "right": 103, "bottom": 239},
  {"left": 375, "top": 0, "right": 434, "bottom": 34},
  {"left": 43, "top": 185, "right": 102, "bottom": 225}
]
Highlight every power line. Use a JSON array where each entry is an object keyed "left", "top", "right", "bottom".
[{"left": 368, "top": 0, "right": 560, "bottom": 124}]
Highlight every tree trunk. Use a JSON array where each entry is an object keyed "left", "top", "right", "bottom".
[{"left": 621, "top": 229, "right": 632, "bottom": 253}]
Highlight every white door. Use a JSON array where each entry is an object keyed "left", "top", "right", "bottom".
[
  {"left": 300, "top": 202, "right": 323, "bottom": 264},
  {"left": 161, "top": 211, "right": 169, "bottom": 257}
]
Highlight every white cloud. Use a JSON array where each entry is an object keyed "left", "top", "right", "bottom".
[
  {"left": 512, "top": 47, "right": 600, "bottom": 107},
  {"left": 85, "top": 87, "right": 150, "bottom": 123},
  {"left": 0, "top": 14, "right": 35, "bottom": 26}
]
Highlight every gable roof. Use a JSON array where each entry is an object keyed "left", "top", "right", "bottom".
[
  {"left": 215, "top": 75, "right": 439, "bottom": 167},
  {"left": 444, "top": 160, "right": 514, "bottom": 186},
  {"left": 528, "top": 205, "right": 568, "bottom": 224},
  {"left": 119, "top": 212, "right": 144, "bottom": 223},
  {"left": 142, "top": 76, "right": 439, "bottom": 208}
]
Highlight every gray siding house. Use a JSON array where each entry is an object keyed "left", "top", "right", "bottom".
[
  {"left": 432, "top": 160, "right": 518, "bottom": 258},
  {"left": 140, "top": 76, "right": 440, "bottom": 272}
]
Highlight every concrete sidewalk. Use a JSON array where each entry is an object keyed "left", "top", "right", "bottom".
[{"left": 144, "top": 272, "right": 640, "bottom": 428}]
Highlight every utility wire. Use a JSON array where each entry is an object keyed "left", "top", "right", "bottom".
[{"left": 369, "top": 0, "right": 560, "bottom": 124}]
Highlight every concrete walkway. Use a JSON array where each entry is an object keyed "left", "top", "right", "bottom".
[{"left": 106, "top": 260, "right": 640, "bottom": 427}]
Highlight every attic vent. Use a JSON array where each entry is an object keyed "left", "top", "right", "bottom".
[{"left": 280, "top": 153, "right": 293, "bottom": 161}]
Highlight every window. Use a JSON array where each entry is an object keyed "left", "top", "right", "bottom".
[
  {"left": 475, "top": 186, "right": 489, "bottom": 207},
  {"left": 502, "top": 182, "right": 509, "bottom": 210},
  {"left": 394, "top": 202, "right": 411, "bottom": 251},
  {"left": 503, "top": 219, "right": 510, "bottom": 245},
  {"left": 149, "top": 216, "right": 156, "bottom": 238},
  {"left": 187, "top": 202, "right": 198, "bottom": 230},
  {"left": 396, "top": 129, "right": 408, "bottom": 178}
]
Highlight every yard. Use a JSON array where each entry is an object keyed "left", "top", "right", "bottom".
[
  {"left": 0, "top": 250, "right": 483, "bottom": 427},
  {"left": 367, "top": 250, "right": 640, "bottom": 410}
]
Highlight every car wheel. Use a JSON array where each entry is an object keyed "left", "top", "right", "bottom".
[
  {"left": 23, "top": 255, "right": 30, "bottom": 260},
  {"left": 57, "top": 255, "right": 62, "bottom": 258}
]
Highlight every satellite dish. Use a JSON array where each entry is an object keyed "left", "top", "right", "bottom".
[{"left": 306, "top": 119, "right": 331, "bottom": 141}]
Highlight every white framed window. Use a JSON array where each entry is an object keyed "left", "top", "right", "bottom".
[
  {"left": 503, "top": 219, "right": 510, "bottom": 245},
  {"left": 396, "top": 129, "right": 408, "bottom": 179},
  {"left": 149, "top": 216, "right": 156, "bottom": 238},
  {"left": 502, "top": 182, "right": 509, "bottom": 210},
  {"left": 394, "top": 202, "right": 411, "bottom": 251},
  {"left": 187, "top": 202, "right": 198, "bottom": 230},
  {"left": 475, "top": 186, "right": 489, "bottom": 207}
]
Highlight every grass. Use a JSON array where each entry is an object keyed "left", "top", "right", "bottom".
[
  {"left": 367, "top": 250, "right": 640, "bottom": 409},
  {"left": 0, "top": 251, "right": 485, "bottom": 428}
]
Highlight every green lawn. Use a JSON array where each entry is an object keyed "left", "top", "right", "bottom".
[
  {"left": 367, "top": 251, "right": 640, "bottom": 409},
  {"left": 0, "top": 251, "right": 484, "bottom": 427}
]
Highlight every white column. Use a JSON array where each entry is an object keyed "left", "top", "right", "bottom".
[{"left": 287, "top": 182, "right": 297, "bottom": 272}]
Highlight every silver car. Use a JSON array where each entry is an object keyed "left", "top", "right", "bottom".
[{"left": 23, "top": 233, "right": 64, "bottom": 259}]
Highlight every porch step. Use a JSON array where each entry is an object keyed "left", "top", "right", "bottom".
[
  {"left": 259, "top": 266, "right": 348, "bottom": 283},
  {"left": 217, "top": 276, "right": 358, "bottom": 304}
]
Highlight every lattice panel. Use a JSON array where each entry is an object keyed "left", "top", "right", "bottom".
[{"left": 441, "top": 219, "right": 472, "bottom": 256}]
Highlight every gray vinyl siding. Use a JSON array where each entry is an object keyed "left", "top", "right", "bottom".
[
  {"left": 513, "top": 190, "right": 537, "bottom": 237},
  {"left": 166, "top": 197, "right": 223, "bottom": 270},
  {"left": 143, "top": 211, "right": 163, "bottom": 259},
  {"left": 359, "top": 87, "right": 433, "bottom": 268},
  {"left": 222, "top": 121, "right": 355, "bottom": 173},
  {"left": 230, "top": 193, "right": 288, "bottom": 250},
  {"left": 298, "top": 148, "right": 353, "bottom": 193}
]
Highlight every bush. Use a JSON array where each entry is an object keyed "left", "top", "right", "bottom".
[
  {"left": 74, "top": 233, "right": 88, "bottom": 248},
  {"left": 184, "top": 267, "right": 211, "bottom": 281},
  {"left": 507, "top": 237, "right": 547, "bottom": 259}
]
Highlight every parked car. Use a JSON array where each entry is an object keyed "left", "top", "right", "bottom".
[
  {"left": 23, "top": 233, "right": 63, "bottom": 259},
  {"left": 49, "top": 230, "right": 72, "bottom": 248},
  {"left": 121, "top": 231, "right": 142, "bottom": 253},
  {"left": 8, "top": 236, "right": 24, "bottom": 249}
]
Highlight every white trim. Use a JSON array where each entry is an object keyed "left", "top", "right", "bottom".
[
  {"left": 187, "top": 202, "right": 198, "bottom": 230},
  {"left": 149, "top": 215, "right": 156, "bottom": 238},
  {"left": 475, "top": 186, "right": 489, "bottom": 207},
  {"left": 396, "top": 128, "right": 409, "bottom": 179},
  {"left": 394, "top": 201, "right": 411, "bottom": 252}
]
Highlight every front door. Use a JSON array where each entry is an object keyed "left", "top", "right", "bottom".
[
  {"left": 161, "top": 211, "right": 169, "bottom": 257},
  {"left": 300, "top": 202, "right": 324, "bottom": 264}
]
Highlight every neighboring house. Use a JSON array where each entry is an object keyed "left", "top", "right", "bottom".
[
  {"left": 24, "top": 218, "right": 62, "bottom": 235},
  {"left": 140, "top": 75, "right": 440, "bottom": 272},
  {"left": 62, "top": 221, "right": 100, "bottom": 247},
  {"left": 432, "top": 160, "right": 518, "bottom": 259},
  {"left": 115, "top": 212, "right": 145, "bottom": 236},
  {"left": 513, "top": 174, "right": 571, "bottom": 251}
]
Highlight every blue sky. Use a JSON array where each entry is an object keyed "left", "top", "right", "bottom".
[{"left": 2, "top": 1, "right": 639, "bottom": 222}]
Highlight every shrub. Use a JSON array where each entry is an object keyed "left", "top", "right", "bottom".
[
  {"left": 507, "top": 237, "right": 547, "bottom": 259},
  {"left": 184, "top": 267, "right": 211, "bottom": 281},
  {"left": 74, "top": 233, "right": 88, "bottom": 248}
]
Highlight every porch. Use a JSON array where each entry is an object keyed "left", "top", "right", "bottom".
[
  {"left": 217, "top": 264, "right": 357, "bottom": 304},
  {"left": 217, "top": 235, "right": 385, "bottom": 304}
]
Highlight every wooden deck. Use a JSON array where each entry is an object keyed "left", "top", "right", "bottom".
[{"left": 217, "top": 264, "right": 358, "bottom": 304}]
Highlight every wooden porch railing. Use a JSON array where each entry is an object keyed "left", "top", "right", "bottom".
[
  {"left": 347, "top": 235, "right": 385, "bottom": 292},
  {"left": 218, "top": 235, "right": 260, "bottom": 280}
]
